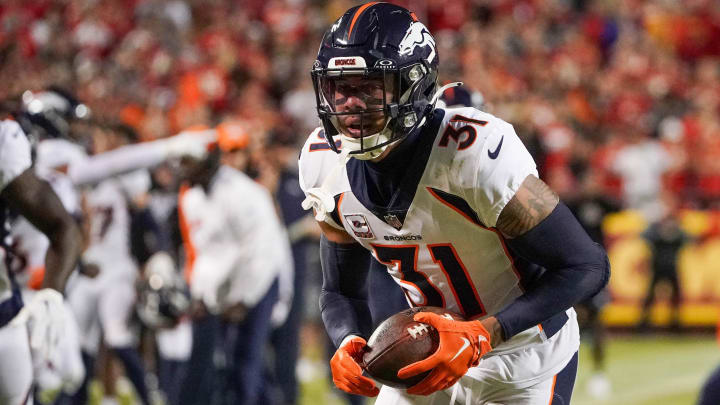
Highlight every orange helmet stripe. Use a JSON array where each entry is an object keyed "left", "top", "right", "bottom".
[{"left": 348, "top": 2, "right": 379, "bottom": 41}]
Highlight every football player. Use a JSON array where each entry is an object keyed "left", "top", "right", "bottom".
[
  {"left": 11, "top": 138, "right": 90, "bottom": 403},
  {"left": 14, "top": 90, "right": 213, "bottom": 405},
  {"left": 299, "top": 4, "right": 609, "bottom": 404},
  {"left": 177, "top": 126, "right": 293, "bottom": 405},
  {"left": 67, "top": 122, "right": 154, "bottom": 405},
  {"left": 0, "top": 118, "right": 82, "bottom": 404}
]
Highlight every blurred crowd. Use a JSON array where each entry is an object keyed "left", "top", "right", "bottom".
[{"left": 2, "top": 0, "right": 720, "bottom": 404}]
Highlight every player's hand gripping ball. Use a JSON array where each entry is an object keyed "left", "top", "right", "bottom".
[
  {"left": 330, "top": 336, "right": 379, "bottom": 397},
  {"left": 361, "top": 307, "right": 464, "bottom": 389}
]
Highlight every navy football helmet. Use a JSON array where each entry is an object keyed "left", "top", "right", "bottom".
[
  {"left": 311, "top": 3, "right": 439, "bottom": 160},
  {"left": 136, "top": 252, "right": 190, "bottom": 329},
  {"left": 17, "top": 87, "right": 90, "bottom": 140},
  {"left": 438, "top": 86, "right": 486, "bottom": 111}
]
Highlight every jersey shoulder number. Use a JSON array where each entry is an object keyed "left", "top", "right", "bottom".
[
  {"left": 431, "top": 108, "right": 538, "bottom": 228},
  {"left": 435, "top": 107, "right": 495, "bottom": 152}
]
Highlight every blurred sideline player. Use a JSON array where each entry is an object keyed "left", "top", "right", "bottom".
[
  {"left": 58, "top": 126, "right": 212, "bottom": 405},
  {"left": 10, "top": 138, "right": 92, "bottom": 403},
  {"left": 300, "top": 4, "right": 609, "bottom": 404},
  {"left": 8, "top": 90, "right": 91, "bottom": 403},
  {"left": 11, "top": 89, "right": 129, "bottom": 405},
  {"left": 216, "top": 123, "right": 294, "bottom": 331},
  {"left": 177, "top": 124, "right": 293, "bottom": 405},
  {"left": 11, "top": 88, "right": 214, "bottom": 404},
  {"left": 0, "top": 118, "right": 83, "bottom": 404},
  {"left": 61, "top": 121, "right": 211, "bottom": 405},
  {"left": 638, "top": 203, "right": 687, "bottom": 333},
  {"left": 67, "top": 123, "right": 154, "bottom": 405}
]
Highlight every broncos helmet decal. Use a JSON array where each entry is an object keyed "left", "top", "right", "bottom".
[{"left": 398, "top": 22, "right": 437, "bottom": 63}]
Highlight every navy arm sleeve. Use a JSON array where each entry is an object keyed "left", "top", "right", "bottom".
[
  {"left": 319, "top": 235, "right": 374, "bottom": 348},
  {"left": 496, "top": 202, "right": 610, "bottom": 339}
]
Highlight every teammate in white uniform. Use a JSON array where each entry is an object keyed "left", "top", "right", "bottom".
[
  {"left": 66, "top": 123, "right": 155, "bottom": 405},
  {"left": 0, "top": 119, "right": 82, "bottom": 405},
  {"left": 177, "top": 128, "right": 293, "bottom": 405},
  {"left": 10, "top": 139, "right": 89, "bottom": 402},
  {"left": 8, "top": 90, "right": 212, "bottom": 404},
  {"left": 19, "top": 123, "right": 213, "bottom": 405},
  {"left": 300, "top": 4, "right": 609, "bottom": 404}
]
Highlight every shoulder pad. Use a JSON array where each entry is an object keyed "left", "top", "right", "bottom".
[
  {"left": 298, "top": 127, "right": 349, "bottom": 196},
  {"left": 0, "top": 120, "right": 32, "bottom": 192},
  {"left": 298, "top": 128, "right": 350, "bottom": 229},
  {"left": 436, "top": 108, "right": 537, "bottom": 227},
  {"left": 431, "top": 107, "right": 505, "bottom": 174}
]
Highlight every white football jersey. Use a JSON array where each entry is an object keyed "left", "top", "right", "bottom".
[
  {"left": 10, "top": 169, "right": 80, "bottom": 286},
  {"left": 180, "top": 165, "right": 292, "bottom": 312},
  {"left": 0, "top": 120, "right": 31, "bottom": 193},
  {"left": 300, "top": 107, "right": 571, "bottom": 354},
  {"left": 83, "top": 170, "right": 150, "bottom": 280},
  {"left": 0, "top": 120, "right": 32, "bottom": 303}
]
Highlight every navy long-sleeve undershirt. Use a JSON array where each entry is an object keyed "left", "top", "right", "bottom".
[
  {"left": 319, "top": 235, "right": 373, "bottom": 348},
  {"left": 497, "top": 202, "right": 610, "bottom": 339}
]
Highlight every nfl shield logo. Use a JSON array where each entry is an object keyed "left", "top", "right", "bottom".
[{"left": 384, "top": 214, "right": 403, "bottom": 230}]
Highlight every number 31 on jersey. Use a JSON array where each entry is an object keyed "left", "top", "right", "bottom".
[{"left": 371, "top": 243, "right": 487, "bottom": 319}]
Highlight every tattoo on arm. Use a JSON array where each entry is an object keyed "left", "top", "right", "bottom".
[{"left": 496, "top": 175, "right": 559, "bottom": 238}]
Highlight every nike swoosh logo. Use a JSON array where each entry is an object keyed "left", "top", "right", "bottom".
[
  {"left": 450, "top": 337, "right": 471, "bottom": 362},
  {"left": 487, "top": 136, "right": 504, "bottom": 159}
]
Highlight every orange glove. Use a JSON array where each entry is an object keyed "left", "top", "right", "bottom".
[
  {"left": 330, "top": 336, "right": 380, "bottom": 397},
  {"left": 27, "top": 267, "right": 45, "bottom": 290},
  {"left": 397, "top": 312, "right": 492, "bottom": 396}
]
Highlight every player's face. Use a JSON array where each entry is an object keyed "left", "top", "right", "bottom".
[
  {"left": 178, "top": 149, "right": 220, "bottom": 185},
  {"left": 178, "top": 155, "right": 203, "bottom": 183},
  {"left": 220, "top": 148, "right": 249, "bottom": 172},
  {"left": 323, "top": 75, "right": 393, "bottom": 138}
]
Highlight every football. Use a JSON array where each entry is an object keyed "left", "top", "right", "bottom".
[{"left": 362, "top": 306, "right": 465, "bottom": 388}]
